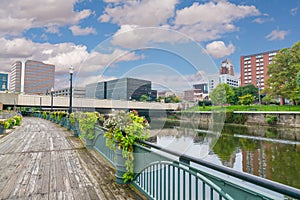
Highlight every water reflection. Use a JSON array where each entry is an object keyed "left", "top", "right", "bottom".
[{"left": 148, "top": 121, "right": 300, "bottom": 189}]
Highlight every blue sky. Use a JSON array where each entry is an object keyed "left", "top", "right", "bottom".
[{"left": 0, "top": 0, "right": 299, "bottom": 91}]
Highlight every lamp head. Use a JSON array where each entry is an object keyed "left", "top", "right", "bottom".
[{"left": 69, "top": 66, "right": 74, "bottom": 74}]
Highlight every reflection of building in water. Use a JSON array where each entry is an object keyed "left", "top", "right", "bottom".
[
  {"left": 222, "top": 151, "right": 237, "bottom": 168},
  {"left": 242, "top": 143, "right": 270, "bottom": 179}
]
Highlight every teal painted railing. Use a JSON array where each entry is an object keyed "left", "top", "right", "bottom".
[
  {"left": 133, "top": 140, "right": 300, "bottom": 200},
  {"left": 35, "top": 115, "right": 300, "bottom": 199}
]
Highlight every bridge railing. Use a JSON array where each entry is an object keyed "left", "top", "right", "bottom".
[
  {"left": 35, "top": 114, "right": 300, "bottom": 199},
  {"left": 133, "top": 140, "right": 300, "bottom": 200}
]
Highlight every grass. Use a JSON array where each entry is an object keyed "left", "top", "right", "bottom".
[{"left": 187, "top": 105, "right": 300, "bottom": 112}]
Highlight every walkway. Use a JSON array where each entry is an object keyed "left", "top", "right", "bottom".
[{"left": 0, "top": 117, "right": 145, "bottom": 199}]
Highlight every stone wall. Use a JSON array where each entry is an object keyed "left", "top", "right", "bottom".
[
  {"left": 175, "top": 111, "right": 300, "bottom": 128},
  {"left": 241, "top": 112, "right": 300, "bottom": 128}
]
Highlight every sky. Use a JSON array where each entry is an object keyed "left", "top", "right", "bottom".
[{"left": 0, "top": 0, "right": 299, "bottom": 92}]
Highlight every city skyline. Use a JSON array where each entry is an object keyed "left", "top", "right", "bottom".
[{"left": 0, "top": 0, "right": 299, "bottom": 92}]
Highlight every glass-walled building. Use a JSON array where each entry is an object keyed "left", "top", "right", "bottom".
[
  {"left": 85, "top": 77, "right": 157, "bottom": 101},
  {"left": 0, "top": 72, "right": 9, "bottom": 92}
]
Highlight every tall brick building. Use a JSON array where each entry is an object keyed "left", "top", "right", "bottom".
[
  {"left": 10, "top": 60, "right": 55, "bottom": 94},
  {"left": 240, "top": 50, "right": 278, "bottom": 89}
]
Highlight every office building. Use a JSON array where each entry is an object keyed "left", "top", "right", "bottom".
[
  {"left": 10, "top": 60, "right": 55, "bottom": 94},
  {"left": 85, "top": 77, "right": 157, "bottom": 101},
  {"left": 51, "top": 87, "right": 86, "bottom": 98},
  {"left": 240, "top": 50, "right": 278, "bottom": 89},
  {"left": 208, "top": 59, "right": 239, "bottom": 93},
  {"left": 0, "top": 72, "right": 9, "bottom": 92},
  {"left": 10, "top": 61, "right": 22, "bottom": 93},
  {"left": 220, "top": 59, "right": 234, "bottom": 76},
  {"left": 183, "top": 83, "right": 209, "bottom": 102}
]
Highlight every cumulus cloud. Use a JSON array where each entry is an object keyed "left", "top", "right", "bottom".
[
  {"left": 290, "top": 7, "right": 298, "bottom": 16},
  {"left": 99, "top": 0, "right": 179, "bottom": 26},
  {"left": 174, "top": 1, "right": 260, "bottom": 41},
  {"left": 0, "top": 37, "right": 144, "bottom": 80},
  {"left": 69, "top": 25, "right": 97, "bottom": 36},
  {"left": 253, "top": 18, "right": 269, "bottom": 24},
  {"left": 0, "top": 0, "right": 92, "bottom": 36},
  {"left": 100, "top": 0, "right": 261, "bottom": 45},
  {"left": 110, "top": 25, "right": 188, "bottom": 49},
  {"left": 205, "top": 41, "right": 235, "bottom": 59},
  {"left": 266, "top": 29, "right": 289, "bottom": 41}
]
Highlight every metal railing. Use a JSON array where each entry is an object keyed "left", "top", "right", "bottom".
[
  {"left": 133, "top": 160, "right": 234, "bottom": 200},
  {"left": 34, "top": 115, "right": 300, "bottom": 199},
  {"left": 134, "top": 140, "right": 300, "bottom": 200}
]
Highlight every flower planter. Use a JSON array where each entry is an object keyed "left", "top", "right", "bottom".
[
  {"left": 85, "top": 138, "right": 94, "bottom": 149},
  {"left": 73, "top": 121, "right": 80, "bottom": 137},
  {"left": 0, "top": 125, "right": 5, "bottom": 134}
]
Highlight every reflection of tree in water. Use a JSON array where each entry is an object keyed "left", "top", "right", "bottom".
[
  {"left": 212, "top": 135, "right": 239, "bottom": 162},
  {"left": 239, "top": 138, "right": 258, "bottom": 151},
  {"left": 265, "top": 128, "right": 278, "bottom": 138},
  {"left": 266, "top": 143, "right": 300, "bottom": 189}
]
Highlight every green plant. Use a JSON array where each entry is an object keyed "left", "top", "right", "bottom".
[
  {"left": 266, "top": 114, "right": 278, "bottom": 125},
  {"left": 78, "top": 112, "right": 104, "bottom": 139},
  {"left": 104, "top": 110, "right": 149, "bottom": 183},
  {"left": 7, "top": 118, "right": 16, "bottom": 128},
  {"left": 13, "top": 116, "right": 22, "bottom": 126},
  {"left": 57, "top": 111, "right": 67, "bottom": 121},
  {"left": 3, "top": 121, "right": 10, "bottom": 129},
  {"left": 42, "top": 111, "right": 47, "bottom": 119}
]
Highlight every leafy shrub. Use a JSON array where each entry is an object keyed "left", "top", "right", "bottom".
[
  {"left": 104, "top": 110, "right": 149, "bottom": 183},
  {"left": 7, "top": 118, "right": 16, "bottom": 128},
  {"left": 78, "top": 112, "right": 104, "bottom": 139},
  {"left": 13, "top": 116, "right": 22, "bottom": 126},
  {"left": 266, "top": 114, "right": 278, "bottom": 125}
]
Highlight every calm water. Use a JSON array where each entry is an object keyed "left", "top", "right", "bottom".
[{"left": 148, "top": 120, "right": 300, "bottom": 189}]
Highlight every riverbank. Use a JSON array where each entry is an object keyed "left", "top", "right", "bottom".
[{"left": 168, "top": 111, "right": 300, "bottom": 128}]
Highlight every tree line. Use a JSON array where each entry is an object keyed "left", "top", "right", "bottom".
[{"left": 210, "top": 40, "right": 300, "bottom": 106}]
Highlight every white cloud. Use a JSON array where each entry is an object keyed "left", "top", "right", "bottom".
[
  {"left": 0, "top": 37, "right": 144, "bottom": 86},
  {"left": 0, "top": 0, "right": 92, "bottom": 36},
  {"left": 99, "top": 0, "right": 179, "bottom": 26},
  {"left": 205, "top": 41, "right": 235, "bottom": 59},
  {"left": 111, "top": 25, "right": 188, "bottom": 49},
  {"left": 174, "top": 1, "right": 260, "bottom": 41},
  {"left": 69, "top": 25, "right": 97, "bottom": 36},
  {"left": 290, "top": 7, "right": 298, "bottom": 16},
  {"left": 266, "top": 29, "right": 289, "bottom": 41},
  {"left": 99, "top": 0, "right": 261, "bottom": 46}
]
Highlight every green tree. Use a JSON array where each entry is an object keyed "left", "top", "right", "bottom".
[
  {"left": 139, "top": 94, "right": 148, "bottom": 102},
  {"left": 165, "top": 95, "right": 180, "bottom": 103},
  {"left": 238, "top": 94, "right": 255, "bottom": 105},
  {"left": 297, "top": 71, "right": 300, "bottom": 89},
  {"left": 210, "top": 84, "right": 235, "bottom": 106},
  {"left": 266, "top": 41, "right": 300, "bottom": 105},
  {"left": 232, "top": 84, "right": 258, "bottom": 104}
]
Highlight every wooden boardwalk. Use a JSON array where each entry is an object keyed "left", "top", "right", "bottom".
[{"left": 0, "top": 117, "right": 145, "bottom": 200}]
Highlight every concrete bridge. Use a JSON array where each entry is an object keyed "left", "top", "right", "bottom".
[{"left": 0, "top": 93, "right": 181, "bottom": 112}]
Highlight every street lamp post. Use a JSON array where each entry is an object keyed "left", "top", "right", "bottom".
[
  {"left": 256, "top": 78, "right": 262, "bottom": 110},
  {"left": 50, "top": 87, "right": 54, "bottom": 111},
  {"left": 69, "top": 66, "right": 74, "bottom": 114}
]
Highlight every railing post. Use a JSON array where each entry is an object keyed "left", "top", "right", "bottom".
[{"left": 115, "top": 142, "right": 127, "bottom": 184}]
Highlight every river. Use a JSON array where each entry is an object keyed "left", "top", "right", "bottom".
[{"left": 148, "top": 120, "right": 300, "bottom": 189}]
